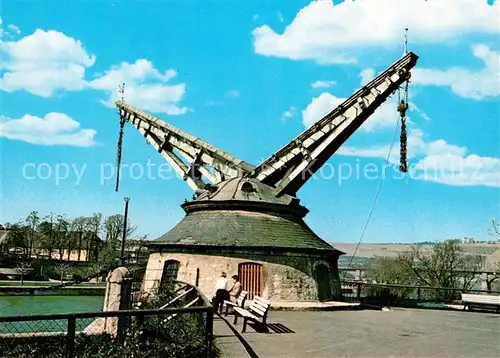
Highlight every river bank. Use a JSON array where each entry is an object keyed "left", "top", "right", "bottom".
[
  {"left": 0, "top": 286, "right": 105, "bottom": 296},
  {"left": 0, "top": 281, "right": 105, "bottom": 296}
]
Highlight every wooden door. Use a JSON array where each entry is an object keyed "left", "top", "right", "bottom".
[{"left": 238, "top": 262, "right": 263, "bottom": 300}]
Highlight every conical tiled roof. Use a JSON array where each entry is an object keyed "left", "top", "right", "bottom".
[{"left": 153, "top": 208, "right": 340, "bottom": 253}]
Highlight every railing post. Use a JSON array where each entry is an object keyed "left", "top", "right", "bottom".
[
  {"left": 195, "top": 268, "right": 200, "bottom": 287},
  {"left": 66, "top": 317, "right": 76, "bottom": 358},
  {"left": 205, "top": 307, "right": 214, "bottom": 358},
  {"left": 117, "top": 278, "right": 133, "bottom": 342}
]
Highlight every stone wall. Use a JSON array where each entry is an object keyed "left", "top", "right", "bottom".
[{"left": 141, "top": 248, "right": 341, "bottom": 302}]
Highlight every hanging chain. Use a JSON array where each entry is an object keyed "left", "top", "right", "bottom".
[
  {"left": 115, "top": 115, "right": 126, "bottom": 191},
  {"left": 398, "top": 81, "right": 409, "bottom": 173},
  {"left": 115, "top": 83, "right": 126, "bottom": 192},
  {"left": 398, "top": 29, "right": 410, "bottom": 173}
]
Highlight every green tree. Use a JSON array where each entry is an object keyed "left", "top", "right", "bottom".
[{"left": 6, "top": 223, "right": 29, "bottom": 254}]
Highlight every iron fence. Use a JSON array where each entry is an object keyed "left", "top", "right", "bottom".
[
  {"left": 341, "top": 280, "right": 500, "bottom": 307},
  {"left": 0, "top": 304, "right": 215, "bottom": 358}
]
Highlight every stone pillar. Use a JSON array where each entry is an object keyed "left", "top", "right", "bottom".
[
  {"left": 480, "top": 272, "right": 489, "bottom": 291},
  {"left": 83, "top": 267, "right": 130, "bottom": 337}
]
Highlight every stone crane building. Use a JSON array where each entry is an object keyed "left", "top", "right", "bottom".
[{"left": 115, "top": 52, "right": 419, "bottom": 302}]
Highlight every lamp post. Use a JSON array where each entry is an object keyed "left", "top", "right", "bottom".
[{"left": 121, "top": 197, "right": 130, "bottom": 266}]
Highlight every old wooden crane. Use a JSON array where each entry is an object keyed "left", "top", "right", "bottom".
[{"left": 115, "top": 52, "right": 419, "bottom": 302}]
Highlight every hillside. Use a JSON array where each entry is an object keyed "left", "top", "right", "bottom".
[{"left": 331, "top": 242, "right": 500, "bottom": 268}]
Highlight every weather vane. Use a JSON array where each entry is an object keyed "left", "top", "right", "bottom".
[
  {"left": 118, "top": 82, "right": 125, "bottom": 101},
  {"left": 404, "top": 28, "right": 409, "bottom": 55}
]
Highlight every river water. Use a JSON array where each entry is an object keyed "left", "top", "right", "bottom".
[{"left": 0, "top": 296, "right": 104, "bottom": 317}]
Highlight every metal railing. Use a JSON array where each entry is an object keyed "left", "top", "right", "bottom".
[
  {"left": 0, "top": 281, "right": 215, "bottom": 358},
  {"left": 341, "top": 280, "right": 500, "bottom": 306}
]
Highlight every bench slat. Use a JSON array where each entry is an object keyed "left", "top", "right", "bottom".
[
  {"left": 234, "top": 307, "right": 259, "bottom": 321},
  {"left": 250, "top": 304, "right": 267, "bottom": 316},
  {"left": 254, "top": 296, "right": 271, "bottom": 305},
  {"left": 253, "top": 300, "right": 270, "bottom": 309},
  {"left": 461, "top": 293, "right": 500, "bottom": 305}
]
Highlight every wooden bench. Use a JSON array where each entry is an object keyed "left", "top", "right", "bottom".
[
  {"left": 461, "top": 293, "right": 500, "bottom": 312},
  {"left": 223, "top": 290, "right": 248, "bottom": 316},
  {"left": 233, "top": 296, "right": 271, "bottom": 333}
]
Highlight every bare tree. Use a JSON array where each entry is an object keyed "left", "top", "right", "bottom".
[
  {"left": 25, "top": 211, "right": 40, "bottom": 257},
  {"left": 488, "top": 220, "right": 500, "bottom": 240},
  {"left": 365, "top": 240, "right": 484, "bottom": 291},
  {"left": 104, "top": 214, "right": 136, "bottom": 244},
  {"left": 17, "top": 262, "right": 32, "bottom": 285},
  {"left": 54, "top": 215, "right": 70, "bottom": 260},
  {"left": 55, "top": 263, "right": 71, "bottom": 283},
  {"left": 39, "top": 213, "right": 57, "bottom": 258},
  {"left": 70, "top": 217, "right": 90, "bottom": 261},
  {"left": 86, "top": 213, "right": 103, "bottom": 261}
]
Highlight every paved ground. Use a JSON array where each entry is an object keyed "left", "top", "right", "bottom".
[{"left": 214, "top": 308, "right": 500, "bottom": 358}]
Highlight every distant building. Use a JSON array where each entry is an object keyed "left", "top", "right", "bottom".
[{"left": 0, "top": 228, "right": 103, "bottom": 262}]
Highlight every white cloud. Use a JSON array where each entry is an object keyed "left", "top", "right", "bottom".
[
  {"left": 89, "top": 59, "right": 189, "bottom": 115},
  {"left": 0, "top": 113, "right": 96, "bottom": 146},
  {"left": 360, "top": 68, "right": 375, "bottom": 86},
  {"left": 311, "top": 80, "right": 336, "bottom": 89},
  {"left": 339, "top": 129, "right": 466, "bottom": 161},
  {"left": 412, "top": 44, "right": 500, "bottom": 100},
  {"left": 225, "top": 89, "right": 240, "bottom": 98},
  {"left": 0, "top": 29, "right": 192, "bottom": 115},
  {"left": 299, "top": 90, "right": 498, "bottom": 187},
  {"left": 302, "top": 92, "right": 399, "bottom": 132},
  {"left": 339, "top": 128, "right": 499, "bottom": 187},
  {"left": 7, "top": 24, "right": 21, "bottom": 35},
  {"left": 253, "top": 0, "right": 499, "bottom": 64},
  {"left": 409, "top": 101, "right": 431, "bottom": 121},
  {"left": 413, "top": 153, "right": 500, "bottom": 187},
  {"left": 0, "top": 29, "right": 96, "bottom": 97},
  {"left": 277, "top": 12, "right": 284, "bottom": 23},
  {"left": 282, "top": 106, "right": 297, "bottom": 120}
]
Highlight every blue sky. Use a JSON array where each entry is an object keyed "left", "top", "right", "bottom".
[{"left": 1, "top": 0, "right": 499, "bottom": 244}]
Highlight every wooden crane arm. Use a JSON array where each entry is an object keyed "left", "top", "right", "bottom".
[
  {"left": 117, "top": 101, "right": 255, "bottom": 190},
  {"left": 247, "top": 52, "right": 419, "bottom": 197}
]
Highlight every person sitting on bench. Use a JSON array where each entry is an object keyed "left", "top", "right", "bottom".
[{"left": 228, "top": 275, "right": 242, "bottom": 304}]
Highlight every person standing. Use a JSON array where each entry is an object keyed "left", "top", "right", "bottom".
[{"left": 213, "top": 272, "right": 229, "bottom": 312}]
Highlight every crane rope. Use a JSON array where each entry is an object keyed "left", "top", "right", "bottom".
[
  {"left": 342, "top": 113, "right": 401, "bottom": 275},
  {"left": 342, "top": 29, "right": 412, "bottom": 276}
]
